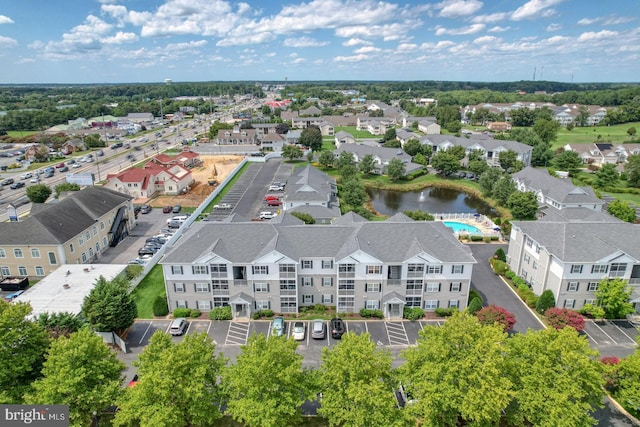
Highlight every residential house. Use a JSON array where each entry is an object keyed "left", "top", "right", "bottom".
[
  {"left": 148, "top": 147, "right": 200, "bottom": 169},
  {"left": 0, "top": 187, "right": 134, "bottom": 279},
  {"left": 334, "top": 131, "right": 356, "bottom": 148},
  {"left": 216, "top": 127, "right": 258, "bottom": 145},
  {"left": 486, "top": 122, "right": 512, "bottom": 132},
  {"left": 421, "top": 134, "right": 532, "bottom": 167},
  {"left": 512, "top": 167, "right": 604, "bottom": 212},
  {"left": 417, "top": 118, "right": 441, "bottom": 135},
  {"left": 260, "top": 133, "right": 285, "bottom": 152},
  {"left": 299, "top": 106, "right": 322, "bottom": 116},
  {"left": 356, "top": 117, "right": 394, "bottom": 135},
  {"left": 396, "top": 129, "right": 421, "bottom": 147},
  {"left": 60, "top": 138, "right": 86, "bottom": 155},
  {"left": 281, "top": 165, "right": 340, "bottom": 214},
  {"left": 334, "top": 144, "right": 424, "bottom": 176},
  {"left": 564, "top": 143, "right": 640, "bottom": 166},
  {"left": 285, "top": 130, "right": 302, "bottom": 145},
  {"left": 105, "top": 162, "right": 193, "bottom": 198},
  {"left": 161, "top": 212, "right": 476, "bottom": 318}
]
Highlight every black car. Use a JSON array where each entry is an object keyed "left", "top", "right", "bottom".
[
  {"left": 1, "top": 178, "right": 14, "bottom": 186},
  {"left": 10, "top": 181, "right": 25, "bottom": 189},
  {"left": 110, "top": 142, "right": 123, "bottom": 149},
  {"left": 172, "top": 204, "right": 182, "bottom": 214},
  {"left": 330, "top": 318, "right": 345, "bottom": 339},
  {"left": 138, "top": 247, "right": 156, "bottom": 257},
  {"left": 59, "top": 166, "right": 69, "bottom": 172}
]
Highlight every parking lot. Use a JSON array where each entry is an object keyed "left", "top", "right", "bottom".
[{"left": 583, "top": 320, "right": 639, "bottom": 359}]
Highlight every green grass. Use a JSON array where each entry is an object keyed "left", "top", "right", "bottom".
[
  {"left": 6, "top": 131, "right": 40, "bottom": 138},
  {"left": 131, "top": 265, "right": 166, "bottom": 319},
  {"left": 553, "top": 121, "right": 640, "bottom": 150},
  {"left": 334, "top": 126, "right": 378, "bottom": 139}
]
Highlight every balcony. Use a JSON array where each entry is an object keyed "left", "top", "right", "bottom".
[
  {"left": 387, "top": 279, "right": 401, "bottom": 286},
  {"left": 233, "top": 279, "right": 248, "bottom": 286}
]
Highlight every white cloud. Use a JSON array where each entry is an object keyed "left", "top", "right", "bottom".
[
  {"left": 16, "top": 58, "right": 35, "bottom": 64},
  {"left": 578, "top": 15, "right": 635, "bottom": 26},
  {"left": 283, "top": 37, "right": 329, "bottom": 47},
  {"left": 291, "top": 57, "right": 306, "bottom": 64},
  {"left": 511, "top": 0, "right": 565, "bottom": 21},
  {"left": 101, "top": 31, "right": 138, "bottom": 44},
  {"left": 101, "top": 4, "right": 128, "bottom": 27},
  {"left": 473, "top": 35, "right": 498, "bottom": 44},
  {"left": 577, "top": 17, "right": 599, "bottom": 26},
  {"left": 342, "top": 38, "right": 372, "bottom": 46},
  {"left": 546, "top": 23, "right": 562, "bottom": 31},
  {"left": 333, "top": 54, "right": 369, "bottom": 62},
  {"left": 577, "top": 30, "right": 619, "bottom": 42},
  {"left": 471, "top": 12, "right": 508, "bottom": 24},
  {"left": 435, "top": 23, "right": 485, "bottom": 36},
  {"left": 438, "top": 0, "right": 483, "bottom": 18},
  {"left": 354, "top": 46, "right": 381, "bottom": 54},
  {"left": 488, "top": 26, "right": 510, "bottom": 33},
  {"left": 0, "top": 15, "right": 14, "bottom": 25},
  {"left": 396, "top": 43, "right": 418, "bottom": 52},
  {"left": 0, "top": 35, "right": 17, "bottom": 48}
]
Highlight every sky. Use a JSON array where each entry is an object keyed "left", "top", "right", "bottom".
[{"left": 0, "top": 0, "right": 639, "bottom": 84}]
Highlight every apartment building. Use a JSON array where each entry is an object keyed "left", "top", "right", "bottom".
[{"left": 161, "top": 213, "right": 476, "bottom": 319}]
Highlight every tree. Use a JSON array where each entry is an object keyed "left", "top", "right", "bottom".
[
  {"left": 335, "top": 150, "right": 354, "bottom": 169},
  {"left": 504, "top": 327, "right": 604, "bottom": 427},
  {"left": 607, "top": 199, "right": 637, "bottom": 223},
  {"left": 36, "top": 312, "right": 85, "bottom": 339},
  {"left": 299, "top": 126, "right": 322, "bottom": 151},
  {"left": 494, "top": 247, "right": 506, "bottom": 262},
  {"left": 476, "top": 305, "right": 516, "bottom": 331},
  {"left": 399, "top": 312, "right": 511, "bottom": 427},
  {"left": 281, "top": 144, "right": 303, "bottom": 161},
  {"left": 595, "top": 278, "right": 635, "bottom": 319},
  {"left": 614, "top": 351, "right": 640, "bottom": 415},
  {"left": 319, "top": 332, "right": 405, "bottom": 427},
  {"left": 468, "top": 159, "right": 489, "bottom": 177},
  {"left": 431, "top": 151, "right": 460, "bottom": 176},
  {"left": 318, "top": 150, "right": 334, "bottom": 168},
  {"left": 26, "top": 328, "right": 125, "bottom": 427},
  {"left": 507, "top": 191, "right": 539, "bottom": 220},
  {"left": 545, "top": 308, "right": 586, "bottom": 331},
  {"left": 0, "top": 301, "right": 50, "bottom": 403},
  {"left": 358, "top": 154, "right": 376, "bottom": 175},
  {"left": 575, "top": 106, "right": 590, "bottom": 127},
  {"left": 275, "top": 123, "right": 290, "bottom": 134},
  {"left": 492, "top": 176, "right": 517, "bottom": 205},
  {"left": 447, "top": 145, "right": 466, "bottom": 160},
  {"left": 594, "top": 163, "right": 619, "bottom": 188},
  {"left": 478, "top": 166, "right": 504, "bottom": 196},
  {"left": 261, "top": 105, "right": 272, "bottom": 115},
  {"left": 341, "top": 178, "right": 368, "bottom": 208},
  {"left": 532, "top": 118, "right": 560, "bottom": 144},
  {"left": 625, "top": 154, "right": 640, "bottom": 188},
  {"left": 382, "top": 127, "right": 396, "bottom": 142},
  {"left": 222, "top": 334, "right": 314, "bottom": 427},
  {"left": 114, "top": 331, "right": 226, "bottom": 427},
  {"left": 54, "top": 182, "right": 81, "bottom": 198},
  {"left": 25, "top": 183, "right": 52, "bottom": 203},
  {"left": 413, "top": 152, "right": 427, "bottom": 166},
  {"left": 386, "top": 157, "right": 406, "bottom": 182},
  {"left": 536, "top": 290, "right": 556, "bottom": 314},
  {"left": 403, "top": 139, "right": 421, "bottom": 156},
  {"left": 531, "top": 140, "right": 555, "bottom": 167},
  {"left": 498, "top": 150, "right": 519, "bottom": 172},
  {"left": 554, "top": 150, "right": 583, "bottom": 176},
  {"left": 627, "top": 127, "right": 637, "bottom": 138},
  {"left": 81, "top": 275, "right": 137, "bottom": 333},
  {"left": 467, "top": 297, "right": 483, "bottom": 314}
]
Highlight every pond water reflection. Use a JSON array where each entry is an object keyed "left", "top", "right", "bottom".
[{"left": 366, "top": 187, "right": 498, "bottom": 217}]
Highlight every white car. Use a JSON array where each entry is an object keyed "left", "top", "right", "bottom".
[
  {"left": 20, "top": 172, "right": 33, "bottom": 180},
  {"left": 30, "top": 177, "right": 39, "bottom": 183},
  {"left": 72, "top": 163, "right": 82, "bottom": 168},
  {"left": 259, "top": 211, "right": 276, "bottom": 220},
  {"left": 292, "top": 321, "right": 305, "bottom": 341}
]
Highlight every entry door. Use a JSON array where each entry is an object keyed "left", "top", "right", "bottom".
[
  {"left": 235, "top": 304, "right": 248, "bottom": 319},
  {"left": 388, "top": 303, "right": 402, "bottom": 319}
]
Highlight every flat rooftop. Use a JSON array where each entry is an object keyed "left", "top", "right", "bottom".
[{"left": 14, "top": 264, "right": 128, "bottom": 318}]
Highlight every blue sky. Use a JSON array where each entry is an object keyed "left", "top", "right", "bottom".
[{"left": 1, "top": 0, "right": 638, "bottom": 84}]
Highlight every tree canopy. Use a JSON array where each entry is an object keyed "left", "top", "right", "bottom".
[
  {"left": 507, "top": 191, "right": 539, "bottom": 219},
  {"left": 386, "top": 157, "right": 406, "bottom": 182},
  {"left": 81, "top": 275, "right": 137, "bottom": 333},
  {"left": 281, "top": 144, "right": 303, "bottom": 161},
  {"left": 595, "top": 278, "right": 635, "bottom": 319},
  {"left": 299, "top": 126, "right": 322, "bottom": 151},
  {"left": 25, "top": 183, "right": 52, "bottom": 203}
]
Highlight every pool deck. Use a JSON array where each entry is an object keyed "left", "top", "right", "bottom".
[{"left": 433, "top": 213, "right": 503, "bottom": 241}]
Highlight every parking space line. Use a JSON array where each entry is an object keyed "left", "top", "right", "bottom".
[
  {"left": 385, "top": 322, "right": 409, "bottom": 346},
  {"left": 139, "top": 322, "right": 153, "bottom": 345},
  {"left": 582, "top": 328, "right": 598, "bottom": 345},
  {"left": 225, "top": 321, "right": 250, "bottom": 345},
  {"left": 611, "top": 321, "right": 638, "bottom": 345},
  {"left": 591, "top": 321, "right": 615, "bottom": 343}
]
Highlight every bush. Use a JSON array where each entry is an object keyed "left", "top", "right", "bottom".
[
  {"left": 435, "top": 307, "right": 457, "bottom": 317},
  {"left": 470, "top": 235, "right": 484, "bottom": 241},
  {"left": 516, "top": 283, "right": 538, "bottom": 308},
  {"left": 494, "top": 248, "right": 506, "bottom": 262},
  {"left": 467, "top": 297, "right": 483, "bottom": 314},
  {"left": 468, "top": 289, "right": 483, "bottom": 305},
  {"left": 579, "top": 304, "right": 606, "bottom": 319},
  {"left": 545, "top": 308, "right": 585, "bottom": 332},
  {"left": 403, "top": 307, "right": 424, "bottom": 321},
  {"left": 476, "top": 305, "right": 516, "bottom": 331},
  {"left": 152, "top": 295, "right": 169, "bottom": 317},
  {"left": 173, "top": 308, "right": 191, "bottom": 318},
  {"left": 536, "top": 290, "right": 556, "bottom": 314},
  {"left": 189, "top": 309, "right": 202, "bottom": 318},
  {"left": 252, "top": 309, "right": 275, "bottom": 320},
  {"left": 312, "top": 304, "right": 328, "bottom": 312},
  {"left": 504, "top": 270, "right": 516, "bottom": 280},
  {"left": 125, "top": 264, "right": 144, "bottom": 280},
  {"left": 359, "top": 308, "right": 384, "bottom": 319},
  {"left": 490, "top": 259, "right": 509, "bottom": 275},
  {"left": 208, "top": 306, "right": 232, "bottom": 320}
]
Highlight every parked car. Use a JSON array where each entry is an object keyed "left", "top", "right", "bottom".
[
  {"left": 162, "top": 205, "right": 173, "bottom": 213},
  {"left": 10, "top": 182, "right": 25, "bottom": 189},
  {"left": 140, "top": 205, "right": 152, "bottom": 214},
  {"left": 172, "top": 204, "right": 182, "bottom": 213},
  {"left": 269, "top": 184, "right": 284, "bottom": 192},
  {"left": 311, "top": 319, "right": 326, "bottom": 339},
  {"left": 264, "top": 195, "right": 279, "bottom": 201},
  {"left": 167, "top": 220, "right": 183, "bottom": 229},
  {"left": 330, "top": 318, "right": 345, "bottom": 339},
  {"left": 271, "top": 316, "right": 285, "bottom": 337},
  {"left": 138, "top": 247, "right": 156, "bottom": 256},
  {"left": 258, "top": 211, "right": 276, "bottom": 220},
  {"left": 292, "top": 321, "right": 305, "bottom": 341},
  {"left": 267, "top": 199, "right": 282, "bottom": 207},
  {"left": 169, "top": 318, "right": 188, "bottom": 336},
  {"left": 3, "top": 289, "right": 25, "bottom": 302}
]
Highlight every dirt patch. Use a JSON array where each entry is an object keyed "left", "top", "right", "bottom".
[{"left": 146, "top": 155, "right": 243, "bottom": 208}]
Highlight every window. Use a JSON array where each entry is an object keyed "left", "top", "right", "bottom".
[
  {"left": 532, "top": 261, "right": 538, "bottom": 270},
  {"left": 303, "top": 295, "right": 314, "bottom": 304},
  {"left": 365, "top": 283, "right": 381, "bottom": 292},
  {"left": 427, "top": 265, "right": 442, "bottom": 274},
  {"left": 192, "top": 265, "right": 208, "bottom": 274},
  {"left": 525, "top": 237, "right": 533, "bottom": 248},
  {"left": 14, "top": 249, "right": 23, "bottom": 258},
  {"left": 214, "top": 297, "right": 229, "bottom": 307},
  {"left": 367, "top": 265, "right": 382, "bottom": 275},
  {"left": 195, "top": 283, "right": 210, "bottom": 293},
  {"left": 0, "top": 249, "right": 6, "bottom": 258},
  {"left": 591, "top": 265, "right": 608, "bottom": 274},
  {"left": 100, "top": 221, "right": 105, "bottom": 230},
  {"left": 322, "top": 294, "right": 333, "bottom": 304},
  {"left": 279, "top": 264, "right": 295, "bottom": 274},
  {"left": 406, "top": 280, "right": 423, "bottom": 291},
  {"left": 610, "top": 263, "right": 627, "bottom": 277},
  {"left": 564, "top": 299, "right": 575, "bottom": 309},
  {"left": 587, "top": 282, "right": 599, "bottom": 292},
  {"left": 449, "top": 300, "right": 459, "bottom": 308},
  {"left": 197, "top": 301, "right": 212, "bottom": 310},
  {"left": 255, "top": 301, "right": 270, "bottom": 310},
  {"left": 174, "top": 283, "right": 185, "bottom": 293},
  {"left": 85, "top": 231, "right": 91, "bottom": 241},
  {"left": 95, "top": 243, "right": 100, "bottom": 254},
  {"left": 1, "top": 266, "right": 9, "bottom": 276},
  {"left": 365, "top": 300, "right": 380, "bottom": 310},
  {"left": 176, "top": 300, "right": 188, "bottom": 308},
  {"left": 450, "top": 282, "right": 462, "bottom": 292},
  {"left": 407, "top": 264, "right": 424, "bottom": 274},
  {"left": 212, "top": 280, "right": 229, "bottom": 291},
  {"left": 321, "top": 260, "right": 333, "bottom": 269},
  {"left": 280, "top": 280, "right": 296, "bottom": 292},
  {"left": 425, "top": 283, "right": 440, "bottom": 292},
  {"left": 171, "top": 266, "right": 184, "bottom": 275},
  {"left": 584, "top": 298, "right": 597, "bottom": 306},
  {"left": 338, "top": 264, "right": 355, "bottom": 273},
  {"left": 567, "top": 282, "right": 579, "bottom": 292},
  {"left": 524, "top": 254, "right": 531, "bottom": 264},
  {"left": 211, "top": 264, "right": 228, "bottom": 274},
  {"left": 88, "top": 247, "right": 94, "bottom": 257},
  {"left": 406, "top": 296, "right": 421, "bottom": 307},
  {"left": 338, "top": 280, "right": 355, "bottom": 290},
  {"left": 535, "top": 245, "right": 541, "bottom": 254},
  {"left": 69, "top": 243, "right": 74, "bottom": 253},
  {"left": 48, "top": 252, "right": 57, "bottom": 265},
  {"left": 81, "top": 253, "right": 87, "bottom": 262},
  {"left": 30, "top": 248, "right": 40, "bottom": 258},
  {"left": 254, "top": 283, "right": 269, "bottom": 293},
  {"left": 252, "top": 265, "right": 269, "bottom": 275},
  {"left": 18, "top": 266, "right": 27, "bottom": 276},
  {"left": 423, "top": 300, "right": 438, "bottom": 310},
  {"left": 570, "top": 265, "right": 583, "bottom": 274},
  {"left": 35, "top": 266, "right": 45, "bottom": 276},
  {"left": 301, "top": 277, "right": 313, "bottom": 287},
  {"left": 79, "top": 236, "right": 84, "bottom": 245},
  {"left": 103, "top": 237, "right": 108, "bottom": 248},
  {"left": 301, "top": 260, "right": 313, "bottom": 269},
  {"left": 280, "top": 296, "right": 297, "bottom": 312},
  {"left": 451, "top": 265, "right": 464, "bottom": 274},
  {"left": 322, "top": 277, "right": 333, "bottom": 287},
  {"left": 92, "top": 226, "right": 98, "bottom": 236}
]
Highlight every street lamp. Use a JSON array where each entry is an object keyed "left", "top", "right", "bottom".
[{"left": 93, "top": 410, "right": 98, "bottom": 427}]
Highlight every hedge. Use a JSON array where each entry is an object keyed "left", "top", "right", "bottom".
[
  {"left": 208, "top": 306, "right": 232, "bottom": 320},
  {"left": 403, "top": 307, "right": 424, "bottom": 321},
  {"left": 359, "top": 308, "right": 384, "bottom": 319}
]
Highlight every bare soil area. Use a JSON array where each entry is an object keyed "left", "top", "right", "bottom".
[{"left": 147, "top": 155, "right": 243, "bottom": 208}]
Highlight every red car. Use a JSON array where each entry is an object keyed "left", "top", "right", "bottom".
[
  {"left": 55, "top": 162, "right": 65, "bottom": 168},
  {"left": 162, "top": 205, "right": 173, "bottom": 213},
  {"left": 267, "top": 199, "right": 283, "bottom": 206},
  {"left": 265, "top": 195, "right": 279, "bottom": 201}
]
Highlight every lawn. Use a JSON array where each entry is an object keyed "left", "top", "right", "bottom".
[
  {"left": 333, "top": 126, "right": 379, "bottom": 139},
  {"left": 131, "top": 265, "right": 166, "bottom": 319},
  {"left": 553, "top": 121, "right": 640, "bottom": 150},
  {"left": 6, "top": 130, "right": 40, "bottom": 138}
]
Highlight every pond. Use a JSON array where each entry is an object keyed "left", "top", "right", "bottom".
[{"left": 366, "top": 187, "right": 498, "bottom": 217}]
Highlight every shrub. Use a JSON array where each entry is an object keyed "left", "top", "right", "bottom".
[
  {"left": 483, "top": 236, "right": 491, "bottom": 243},
  {"left": 470, "top": 235, "right": 484, "bottom": 241},
  {"left": 435, "top": 307, "right": 457, "bottom": 317},
  {"left": 189, "top": 309, "right": 202, "bottom": 318},
  {"left": 504, "top": 270, "right": 516, "bottom": 280},
  {"left": 252, "top": 309, "right": 275, "bottom": 320},
  {"left": 312, "top": 304, "right": 328, "bottom": 312},
  {"left": 494, "top": 248, "right": 506, "bottom": 262},
  {"left": 536, "top": 290, "right": 556, "bottom": 314},
  {"left": 490, "top": 259, "right": 509, "bottom": 275},
  {"left": 515, "top": 283, "right": 538, "bottom": 308},
  {"left": 579, "top": 304, "right": 606, "bottom": 319},
  {"left": 359, "top": 308, "right": 384, "bottom": 319},
  {"left": 209, "top": 306, "right": 232, "bottom": 320},
  {"left": 545, "top": 308, "right": 585, "bottom": 332},
  {"left": 468, "top": 289, "right": 483, "bottom": 305},
  {"left": 152, "top": 295, "right": 169, "bottom": 317},
  {"left": 125, "top": 264, "right": 144, "bottom": 280},
  {"left": 173, "top": 308, "right": 191, "bottom": 318},
  {"left": 476, "top": 305, "right": 516, "bottom": 331},
  {"left": 467, "top": 297, "right": 483, "bottom": 314},
  {"left": 403, "top": 307, "right": 424, "bottom": 321}
]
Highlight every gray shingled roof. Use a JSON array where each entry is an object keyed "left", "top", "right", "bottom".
[
  {"left": 513, "top": 167, "right": 602, "bottom": 206},
  {"left": 286, "top": 165, "right": 336, "bottom": 204},
  {"left": 420, "top": 134, "right": 531, "bottom": 154}
]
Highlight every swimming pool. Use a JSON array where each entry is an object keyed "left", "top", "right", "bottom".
[{"left": 442, "top": 221, "right": 482, "bottom": 234}]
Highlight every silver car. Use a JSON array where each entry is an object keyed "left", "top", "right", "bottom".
[{"left": 311, "top": 319, "right": 326, "bottom": 339}]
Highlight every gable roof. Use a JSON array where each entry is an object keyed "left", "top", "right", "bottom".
[{"left": 512, "top": 167, "right": 602, "bottom": 206}]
